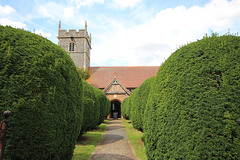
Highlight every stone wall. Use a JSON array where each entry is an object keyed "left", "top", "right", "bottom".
[{"left": 57, "top": 21, "right": 91, "bottom": 70}]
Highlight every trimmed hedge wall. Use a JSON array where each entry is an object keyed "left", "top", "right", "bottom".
[
  {"left": 80, "top": 80, "right": 98, "bottom": 135},
  {"left": 130, "top": 77, "right": 154, "bottom": 132},
  {"left": 94, "top": 88, "right": 111, "bottom": 125},
  {"left": 0, "top": 26, "right": 83, "bottom": 159},
  {"left": 121, "top": 97, "right": 127, "bottom": 119},
  {"left": 80, "top": 80, "right": 110, "bottom": 136},
  {"left": 121, "top": 97, "right": 131, "bottom": 120},
  {"left": 144, "top": 34, "right": 240, "bottom": 159}
]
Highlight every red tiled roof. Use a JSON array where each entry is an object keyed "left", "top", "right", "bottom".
[{"left": 87, "top": 66, "right": 159, "bottom": 89}]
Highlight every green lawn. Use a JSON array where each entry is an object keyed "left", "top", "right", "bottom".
[
  {"left": 122, "top": 119, "right": 147, "bottom": 160},
  {"left": 72, "top": 120, "right": 109, "bottom": 160}
]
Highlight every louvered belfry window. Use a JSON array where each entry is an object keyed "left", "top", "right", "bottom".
[{"left": 69, "top": 42, "right": 74, "bottom": 51}]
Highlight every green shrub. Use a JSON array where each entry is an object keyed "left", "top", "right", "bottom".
[
  {"left": 80, "top": 80, "right": 110, "bottom": 135},
  {"left": 94, "top": 88, "right": 110, "bottom": 125},
  {"left": 121, "top": 97, "right": 131, "bottom": 120},
  {"left": 0, "top": 26, "right": 83, "bottom": 160},
  {"left": 105, "top": 97, "right": 111, "bottom": 119},
  {"left": 144, "top": 34, "right": 240, "bottom": 159},
  {"left": 76, "top": 67, "right": 90, "bottom": 80},
  {"left": 121, "top": 97, "right": 127, "bottom": 119},
  {"left": 130, "top": 77, "right": 154, "bottom": 132},
  {"left": 80, "top": 80, "right": 98, "bottom": 135}
]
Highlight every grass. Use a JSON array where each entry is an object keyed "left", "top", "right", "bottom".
[
  {"left": 72, "top": 120, "right": 109, "bottom": 160},
  {"left": 122, "top": 119, "right": 147, "bottom": 160}
]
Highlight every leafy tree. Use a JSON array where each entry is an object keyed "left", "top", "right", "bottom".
[{"left": 76, "top": 67, "right": 90, "bottom": 80}]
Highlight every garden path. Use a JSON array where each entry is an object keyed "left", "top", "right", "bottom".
[{"left": 89, "top": 119, "right": 138, "bottom": 160}]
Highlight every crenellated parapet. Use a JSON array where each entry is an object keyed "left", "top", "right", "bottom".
[
  {"left": 58, "top": 21, "right": 91, "bottom": 49},
  {"left": 57, "top": 20, "right": 91, "bottom": 70}
]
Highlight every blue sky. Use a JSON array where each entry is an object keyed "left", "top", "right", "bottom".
[{"left": 1, "top": 0, "right": 240, "bottom": 66}]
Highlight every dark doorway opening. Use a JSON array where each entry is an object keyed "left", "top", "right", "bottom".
[{"left": 110, "top": 101, "right": 121, "bottom": 118}]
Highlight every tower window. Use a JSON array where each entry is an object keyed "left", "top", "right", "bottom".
[{"left": 69, "top": 42, "right": 74, "bottom": 51}]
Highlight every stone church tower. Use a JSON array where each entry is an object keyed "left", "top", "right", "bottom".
[{"left": 57, "top": 21, "right": 91, "bottom": 70}]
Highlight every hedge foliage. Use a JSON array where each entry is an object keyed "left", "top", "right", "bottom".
[
  {"left": 76, "top": 67, "right": 90, "bottom": 80},
  {"left": 121, "top": 97, "right": 127, "bottom": 119},
  {"left": 80, "top": 80, "right": 98, "bottom": 135},
  {"left": 94, "top": 87, "right": 111, "bottom": 125},
  {"left": 121, "top": 97, "right": 131, "bottom": 120},
  {"left": 80, "top": 80, "right": 110, "bottom": 136},
  {"left": 0, "top": 26, "right": 83, "bottom": 159},
  {"left": 144, "top": 34, "right": 240, "bottom": 159},
  {"left": 122, "top": 77, "right": 154, "bottom": 131},
  {"left": 130, "top": 77, "right": 154, "bottom": 132}
]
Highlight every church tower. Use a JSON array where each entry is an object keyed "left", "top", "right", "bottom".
[{"left": 57, "top": 21, "right": 91, "bottom": 70}]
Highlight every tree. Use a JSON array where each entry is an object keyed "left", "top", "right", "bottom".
[{"left": 76, "top": 67, "right": 90, "bottom": 80}]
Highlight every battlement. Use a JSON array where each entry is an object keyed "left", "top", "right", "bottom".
[
  {"left": 58, "top": 29, "right": 89, "bottom": 37},
  {"left": 57, "top": 20, "right": 92, "bottom": 70},
  {"left": 58, "top": 21, "right": 91, "bottom": 47}
]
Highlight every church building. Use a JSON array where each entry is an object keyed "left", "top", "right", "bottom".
[{"left": 58, "top": 21, "right": 159, "bottom": 118}]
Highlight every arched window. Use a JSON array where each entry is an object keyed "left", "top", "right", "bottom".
[{"left": 69, "top": 42, "right": 74, "bottom": 51}]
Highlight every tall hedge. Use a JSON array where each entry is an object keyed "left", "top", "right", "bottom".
[
  {"left": 121, "top": 97, "right": 131, "bottom": 120},
  {"left": 130, "top": 77, "right": 154, "bottom": 132},
  {"left": 144, "top": 34, "right": 240, "bottom": 159},
  {"left": 0, "top": 26, "right": 83, "bottom": 160},
  {"left": 94, "top": 88, "right": 110, "bottom": 125},
  {"left": 105, "top": 97, "right": 111, "bottom": 119},
  {"left": 80, "top": 80, "right": 98, "bottom": 135},
  {"left": 121, "top": 97, "right": 127, "bottom": 119}
]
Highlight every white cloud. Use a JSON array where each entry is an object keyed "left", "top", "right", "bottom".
[
  {"left": 90, "top": 0, "right": 240, "bottom": 66},
  {"left": 110, "top": 0, "right": 141, "bottom": 9},
  {"left": 0, "top": 18, "right": 27, "bottom": 29},
  {"left": 35, "top": 29, "right": 52, "bottom": 38},
  {"left": 64, "top": 7, "right": 74, "bottom": 19},
  {"left": 37, "top": 2, "right": 62, "bottom": 20},
  {"left": 35, "top": 2, "right": 84, "bottom": 26},
  {"left": 0, "top": 5, "right": 15, "bottom": 15},
  {"left": 70, "top": 0, "right": 104, "bottom": 8}
]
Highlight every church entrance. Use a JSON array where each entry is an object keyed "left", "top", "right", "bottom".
[{"left": 110, "top": 101, "right": 121, "bottom": 118}]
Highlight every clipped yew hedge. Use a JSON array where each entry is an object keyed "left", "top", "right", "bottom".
[
  {"left": 0, "top": 26, "right": 83, "bottom": 160},
  {"left": 130, "top": 77, "right": 154, "bottom": 132},
  {"left": 104, "top": 96, "right": 111, "bottom": 120},
  {"left": 80, "top": 80, "right": 110, "bottom": 135},
  {"left": 80, "top": 80, "right": 99, "bottom": 135},
  {"left": 94, "top": 88, "right": 111, "bottom": 125},
  {"left": 121, "top": 97, "right": 131, "bottom": 120},
  {"left": 121, "top": 97, "right": 127, "bottom": 119},
  {"left": 144, "top": 34, "right": 240, "bottom": 159}
]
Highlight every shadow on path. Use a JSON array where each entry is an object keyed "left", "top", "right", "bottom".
[
  {"left": 90, "top": 153, "right": 135, "bottom": 160},
  {"left": 89, "top": 119, "right": 138, "bottom": 160}
]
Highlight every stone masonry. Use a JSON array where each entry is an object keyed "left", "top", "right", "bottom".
[{"left": 57, "top": 21, "right": 91, "bottom": 70}]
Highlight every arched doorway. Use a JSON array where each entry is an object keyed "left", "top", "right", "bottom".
[{"left": 110, "top": 101, "right": 121, "bottom": 118}]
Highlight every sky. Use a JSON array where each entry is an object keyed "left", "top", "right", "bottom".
[{"left": 1, "top": 0, "right": 240, "bottom": 66}]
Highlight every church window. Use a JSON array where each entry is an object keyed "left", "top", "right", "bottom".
[{"left": 69, "top": 42, "right": 74, "bottom": 51}]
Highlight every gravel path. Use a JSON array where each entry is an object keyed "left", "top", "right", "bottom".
[{"left": 89, "top": 119, "right": 138, "bottom": 160}]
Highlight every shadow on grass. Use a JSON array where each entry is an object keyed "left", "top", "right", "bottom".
[{"left": 72, "top": 123, "right": 107, "bottom": 160}]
